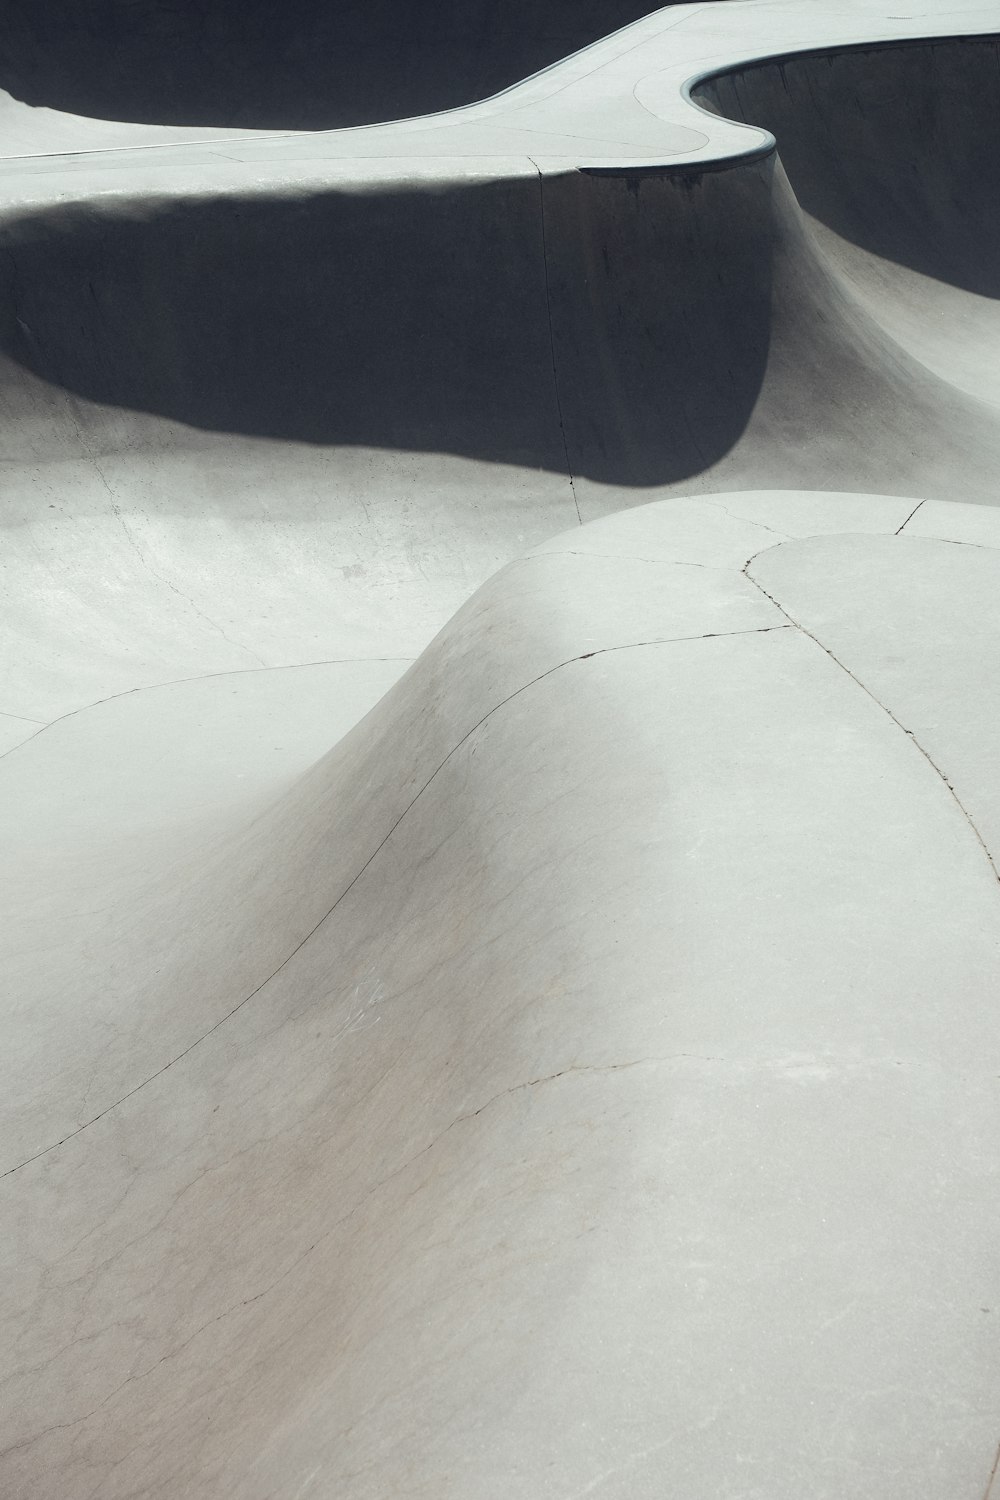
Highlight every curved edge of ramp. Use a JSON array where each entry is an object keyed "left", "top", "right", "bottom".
[{"left": 2, "top": 490, "right": 999, "bottom": 1499}]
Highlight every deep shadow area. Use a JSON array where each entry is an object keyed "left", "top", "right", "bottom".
[
  {"left": 0, "top": 168, "right": 773, "bottom": 486},
  {"left": 694, "top": 35, "right": 1000, "bottom": 297},
  {"left": 547, "top": 161, "right": 775, "bottom": 486},
  {"left": 0, "top": 0, "right": 716, "bottom": 131}
]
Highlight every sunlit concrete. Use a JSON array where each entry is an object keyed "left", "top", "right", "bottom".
[{"left": 2, "top": 5, "right": 1000, "bottom": 1497}]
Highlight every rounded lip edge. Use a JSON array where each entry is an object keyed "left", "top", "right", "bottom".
[{"left": 678, "top": 25, "right": 1000, "bottom": 170}]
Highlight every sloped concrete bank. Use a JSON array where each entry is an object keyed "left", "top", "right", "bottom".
[
  {"left": 4, "top": 62, "right": 1000, "bottom": 720},
  {"left": 2, "top": 493, "right": 999, "bottom": 1498},
  {"left": 4, "top": 7, "right": 1000, "bottom": 1496}
]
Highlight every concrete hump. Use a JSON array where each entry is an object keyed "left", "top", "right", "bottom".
[{"left": 3, "top": 7, "right": 1000, "bottom": 1499}]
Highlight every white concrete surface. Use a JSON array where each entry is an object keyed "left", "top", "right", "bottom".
[
  {"left": 3, "top": 5, "right": 1000, "bottom": 1497},
  {"left": 4, "top": 492, "right": 1000, "bottom": 1498}
]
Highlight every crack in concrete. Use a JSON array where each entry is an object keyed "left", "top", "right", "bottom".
[
  {"left": 697, "top": 497, "right": 793, "bottom": 540},
  {"left": 21, "top": 1040, "right": 940, "bottom": 1458},
  {"left": 61, "top": 396, "right": 267, "bottom": 668},
  {"left": 147, "top": 570, "right": 269, "bottom": 668},
  {"left": 534, "top": 547, "right": 712, "bottom": 569},
  {"left": 742, "top": 545, "right": 1000, "bottom": 888},
  {"left": 0, "top": 621, "right": 791, "bottom": 1182},
  {"left": 0, "top": 1054, "right": 715, "bottom": 1458},
  {"left": 983, "top": 1439, "right": 1000, "bottom": 1500},
  {"left": 0, "top": 710, "right": 46, "bottom": 726},
  {"left": 0, "top": 655, "right": 418, "bottom": 768},
  {"left": 895, "top": 499, "right": 926, "bottom": 534}
]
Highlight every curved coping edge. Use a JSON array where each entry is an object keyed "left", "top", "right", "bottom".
[{"left": 680, "top": 27, "right": 1000, "bottom": 160}]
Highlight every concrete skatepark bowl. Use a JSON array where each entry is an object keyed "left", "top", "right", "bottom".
[{"left": 1, "top": 3, "right": 999, "bottom": 1496}]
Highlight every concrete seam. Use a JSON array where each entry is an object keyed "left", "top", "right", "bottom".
[
  {"left": 697, "top": 496, "right": 793, "bottom": 540},
  {"left": 0, "top": 621, "right": 792, "bottom": 1182},
  {"left": 2, "top": 1041, "right": 988, "bottom": 1459},
  {"left": 0, "top": 1052, "right": 706, "bottom": 1460},
  {"left": 0, "top": 710, "right": 46, "bottom": 726},
  {"left": 0, "top": 1051, "right": 734, "bottom": 1457},
  {"left": 742, "top": 545, "right": 1000, "bottom": 889},
  {"left": 534, "top": 548, "right": 712, "bottom": 569},
  {"left": 0, "top": 658, "right": 417, "bottom": 768}
]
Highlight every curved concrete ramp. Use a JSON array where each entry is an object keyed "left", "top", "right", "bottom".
[
  {"left": 5, "top": 74, "right": 1000, "bottom": 723},
  {"left": 4, "top": 3, "right": 1000, "bottom": 1496},
  {"left": 3, "top": 493, "right": 1000, "bottom": 1497},
  {"left": 695, "top": 37, "right": 1000, "bottom": 402}
]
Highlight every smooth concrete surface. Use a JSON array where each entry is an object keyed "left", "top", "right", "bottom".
[
  {"left": 4, "top": 494, "right": 1000, "bottom": 1499},
  {"left": 3, "top": 4, "right": 1000, "bottom": 1497},
  {"left": 696, "top": 39, "right": 1000, "bottom": 404}
]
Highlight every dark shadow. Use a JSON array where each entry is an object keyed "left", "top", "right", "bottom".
[
  {"left": 0, "top": 165, "right": 774, "bottom": 487},
  {"left": 2, "top": 0, "right": 683, "bottom": 132},
  {"left": 546, "top": 160, "right": 776, "bottom": 486},
  {"left": 693, "top": 35, "right": 1000, "bottom": 298}
]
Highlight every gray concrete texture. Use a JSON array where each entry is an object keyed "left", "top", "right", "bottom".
[{"left": 2, "top": 4, "right": 1000, "bottom": 1497}]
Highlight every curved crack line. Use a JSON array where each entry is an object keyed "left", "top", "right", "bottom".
[
  {"left": 532, "top": 548, "right": 713, "bottom": 568},
  {"left": 2, "top": 1041, "right": 986, "bottom": 1459},
  {"left": 0, "top": 656, "right": 416, "bottom": 769},
  {"left": 0, "top": 1054, "right": 707, "bottom": 1461},
  {"left": 696, "top": 496, "right": 793, "bottom": 539},
  {"left": 0, "top": 621, "right": 790, "bottom": 1183},
  {"left": 742, "top": 545, "right": 1000, "bottom": 888}
]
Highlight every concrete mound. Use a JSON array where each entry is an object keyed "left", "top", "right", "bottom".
[
  {"left": 3, "top": 493, "right": 1000, "bottom": 1498},
  {"left": 4, "top": 6, "right": 1000, "bottom": 1497}
]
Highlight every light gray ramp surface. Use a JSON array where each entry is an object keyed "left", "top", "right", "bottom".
[{"left": 2, "top": 4, "right": 1000, "bottom": 1496}]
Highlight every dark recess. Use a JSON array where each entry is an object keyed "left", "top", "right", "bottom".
[
  {"left": 693, "top": 35, "right": 1000, "bottom": 296},
  {"left": 0, "top": 0, "right": 728, "bottom": 131},
  {"left": 0, "top": 166, "right": 773, "bottom": 485}
]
